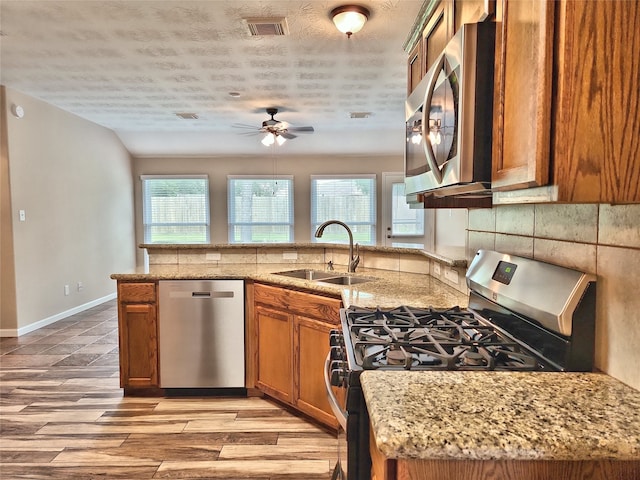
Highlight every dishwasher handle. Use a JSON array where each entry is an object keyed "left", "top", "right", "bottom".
[
  {"left": 167, "top": 290, "right": 235, "bottom": 299},
  {"left": 191, "top": 291, "right": 235, "bottom": 298}
]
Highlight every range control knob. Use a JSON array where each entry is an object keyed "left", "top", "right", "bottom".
[
  {"left": 330, "top": 345, "right": 345, "bottom": 361},
  {"left": 329, "top": 329, "right": 344, "bottom": 347},
  {"left": 330, "top": 360, "right": 347, "bottom": 387}
]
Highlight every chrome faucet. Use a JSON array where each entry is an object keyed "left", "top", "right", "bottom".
[{"left": 314, "top": 220, "right": 360, "bottom": 273}]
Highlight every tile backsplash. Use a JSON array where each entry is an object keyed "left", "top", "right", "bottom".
[{"left": 467, "top": 204, "right": 640, "bottom": 391}]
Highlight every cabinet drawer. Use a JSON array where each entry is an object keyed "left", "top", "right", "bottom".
[
  {"left": 118, "top": 282, "right": 156, "bottom": 303},
  {"left": 254, "top": 283, "right": 341, "bottom": 323}
]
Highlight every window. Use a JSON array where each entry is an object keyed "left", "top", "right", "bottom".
[
  {"left": 311, "top": 175, "right": 376, "bottom": 245},
  {"left": 228, "top": 176, "right": 294, "bottom": 243},
  {"left": 391, "top": 182, "right": 424, "bottom": 236},
  {"left": 141, "top": 175, "right": 210, "bottom": 244}
]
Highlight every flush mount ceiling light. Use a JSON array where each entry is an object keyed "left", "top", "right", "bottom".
[{"left": 331, "top": 5, "right": 370, "bottom": 38}]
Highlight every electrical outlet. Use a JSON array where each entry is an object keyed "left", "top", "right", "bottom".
[
  {"left": 77, "top": 281, "right": 84, "bottom": 292},
  {"left": 19, "top": 210, "right": 26, "bottom": 222},
  {"left": 206, "top": 252, "right": 221, "bottom": 261},
  {"left": 444, "top": 269, "right": 459, "bottom": 284},
  {"left": 433, "top": 263, "right": 441, "bottom": 275},
  {"left": 282, "top": 251, "right": 298, "bottom": 260},
  {"left": 64, "top": 284, "right": 70, "bottom": 296}
]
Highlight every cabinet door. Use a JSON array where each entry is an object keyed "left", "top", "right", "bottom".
[
  {"left": 294, "top": 316, "right": 339, "bottom": 428},
  {"left": 118, "top": 303, "right": 158, "bottom": 388},
  {"left": 423, "top": 0, "right": 454, "bottom": 73},
  {"left": 255, "top": 305, "right": 293, "bottom": 404},
  {"left": 407, "top": 41, "right": 423, "bottom": 94},
  {"left": 491, "top": 0, "right": 554, "bottom": 191},
  {"left": 552, "top": 0, "right": 640, "bottom": 203}
]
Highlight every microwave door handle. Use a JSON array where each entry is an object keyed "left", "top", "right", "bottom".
[{"left": 422, "top": 53, "right": 446, "bottom": 184}]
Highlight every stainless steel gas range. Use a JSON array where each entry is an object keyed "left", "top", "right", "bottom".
[{"left": 324, "top": 250, "right": 597, "bottom": 480}]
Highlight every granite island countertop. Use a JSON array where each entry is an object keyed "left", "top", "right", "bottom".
[
  {"left": 361, "top": 371, "right": 640, "bottom": 462},
  {"left": 110, "top": 263, "right": 469, "bottom": 309}
]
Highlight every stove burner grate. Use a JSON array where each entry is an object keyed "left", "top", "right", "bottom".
[{"left": 347, "top": 305, "right": 541, "bottom": 371}]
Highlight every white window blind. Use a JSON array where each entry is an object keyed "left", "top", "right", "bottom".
[
  {"left": 228, "top": 176, "right": 294, "bottom": 243},
  {"left": 141, "top": 175, "right": 209, "bottom": 244},
  {"left": 311, "top": 175, "right": 376, "bottom": 245},
  {"left": 391, "top": 182, "right": 424, "bottom": 236}
]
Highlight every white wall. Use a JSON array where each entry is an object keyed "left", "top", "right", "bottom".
[{"left": 1, "top": 87, "right": 136, "bottom": 334}]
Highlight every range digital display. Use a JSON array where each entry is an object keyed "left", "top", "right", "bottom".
[{"left": 492, "top": 261, "right": 517, "bottom": 285}]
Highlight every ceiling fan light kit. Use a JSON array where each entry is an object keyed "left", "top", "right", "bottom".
[
  {"left": 233, "top": 108, "right": 314, "bottom": 147},
  {"left": 331, "top": 5, "right": 370, "bottom": 38}
]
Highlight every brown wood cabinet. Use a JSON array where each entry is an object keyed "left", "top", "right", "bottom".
[
  {"left": 255, "top": 304, "right": 293, "bottom": 403},
  {"left": 395, "top": 459, "right": 640, "bottom": 480},
  {"left": 491, "top": 0, "right": 554, "bottom": 191},
  {"left": 371, "top": 426, "right": 397, "bottom": 480},
  {"left": 295, "top": 315, "right": 338, "bottom": 426},
  {"left": 405, "top": 0, "right": 494, "bottom": 94},
  {"left": 493, "top": 0, "right": 640, "bottom": 203},
  {"left": 369, "top": 428, "right": 639, "bottom": 480},
  {"left": 116, "top": 282, "right": 159, "bottom": 391},
  {"left": 253, "top": 282, "right": 342, "bottom": 428}
]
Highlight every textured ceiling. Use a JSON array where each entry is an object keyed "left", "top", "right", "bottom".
[{"left": 0, "top": 0, "right": 424, "bottom": 156}]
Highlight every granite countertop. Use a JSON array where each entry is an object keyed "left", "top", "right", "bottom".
[
  {"left": 361, "top": 371, "right": 640, "bottom": 462},
  {"left": 110, "top": 263, "right": 468, "bottom": 309}
]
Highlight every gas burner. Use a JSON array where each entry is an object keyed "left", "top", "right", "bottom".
[
  {"left": 386, "top": 348, "right": 410, "bottom": 365},
  {"left": 345, "top": 305, "right": 543, "bottom": 372},
  {"left": 460, "top": 348, "right": 485, "bottom": 366}
]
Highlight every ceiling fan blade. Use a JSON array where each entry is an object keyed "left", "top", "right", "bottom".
[
  {"left": 237, "top": 131, "right": 261, "bottom": 136},
  {"left": 288, "top": 126, "right": 314, "bottom": 133},
  {"left": 280, "top": 132, "right": 297, "bottom": 140},
  {"left": 232, "top": 123, "right": 260, "bottom": 130}
]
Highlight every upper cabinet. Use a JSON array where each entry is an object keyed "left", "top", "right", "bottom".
[
  {"left": 406, "top": 0, "right": 640, "bottom": 205},
  {"left": 405, "top": 0, "right": 493, "bottom": 95},
  {"left": 491, "top": 0, "right": 553, "bottom": 191},
  {"left": 493, "top": 0, "right": 640, "bottom": 203}
]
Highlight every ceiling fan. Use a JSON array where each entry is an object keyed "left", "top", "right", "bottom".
[{"left": 233, "top": 108, "right": 315, "bottom": 146}]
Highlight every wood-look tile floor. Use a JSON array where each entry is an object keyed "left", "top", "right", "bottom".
[{"left": 0, "top": 300, "right": 339, "bottom": 479}]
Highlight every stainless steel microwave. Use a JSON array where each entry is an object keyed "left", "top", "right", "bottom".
[{"left": 405, "top": 22, "right": 495, "bottom": 197}]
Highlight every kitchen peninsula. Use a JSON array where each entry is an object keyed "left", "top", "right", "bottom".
[
  {"left": 112, "top": 242, "right": 471, "bottom": 308},
  {"left": 362, "top": 371, "right": 640, "bottom": 480},
  {"left": 111, "top": 243, "right": 469, "bottom": 428}
]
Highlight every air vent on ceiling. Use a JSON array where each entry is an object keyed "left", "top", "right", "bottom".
[
  {"left": 244, "top": 17, "right": 289, "bottom": 36},
  {"left": 350, "top": 112, "right": 372, "bottom": 119},
  {"left": 175, "top": 112, "right": 199, "bottom": 120}
]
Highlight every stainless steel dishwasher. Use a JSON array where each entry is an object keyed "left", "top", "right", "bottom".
[{"left": 158, "top": 280, "right": 245, "bottom": 388}]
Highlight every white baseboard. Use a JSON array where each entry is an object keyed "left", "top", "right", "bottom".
[{"left": 0, "top": 293, "right": 117, "bottom": 337}]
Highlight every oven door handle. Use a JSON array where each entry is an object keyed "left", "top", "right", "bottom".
[{"left": 324, "top": 352, "right": 348, "bottom": 431}]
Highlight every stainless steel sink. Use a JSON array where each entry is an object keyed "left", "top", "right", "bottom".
[
  {"left": 274, "top": 269, "right": 340, "bottom": 281},
  {"left": 315, "top": 275, "right": 373, "bottom": 286},
  {"left": 274, "top": 269, "right": 374, "bottom": 286}
]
